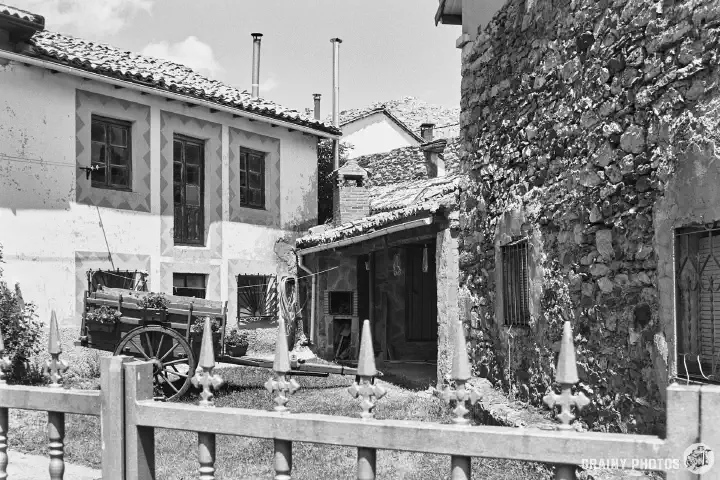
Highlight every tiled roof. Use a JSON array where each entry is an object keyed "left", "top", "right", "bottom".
[
  {"left": 0, "top": 3, "right": 44, "bottom": 26},
  {"left": 355, "top": 137, "right": 461, "bottom": 187},
  {"left": 296, "top": 175, "right": 459, "bottom": 249},
  {"left": 21, "top": 29, "right": 339, "bottom": 135},
  {"left": 340, "top": 107, "right": 425, "bottom": 143},
  {"left": 369, "top": 175, "right": 460, "bottom": 213},
  {"left": 334, "top": 96, "right": 460, "bottom": 140}
]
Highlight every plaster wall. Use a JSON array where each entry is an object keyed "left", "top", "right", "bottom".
[
  {"left": 0, "top": 61, "right": 320, "bottom": 327},
  {"left": 342, "top": 113, "right": 420, "bottom": 159}
]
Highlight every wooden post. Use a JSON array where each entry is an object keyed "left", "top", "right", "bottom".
[
  {"left": 357, "top": 447, "right": 376, "bottom": 480},
  {"left": 124, "top": 361, "right": 156, "bottom": 480},
  {"left": 450, "top": 455, "right": 470, "bottom": 480},
  {"left": 100, "top": 356, "right": 130, "bottom": 480},
  {"left": 0, "top": 408, "right": 7, "bottom": 480},
  {"left": 700, "top": 385, "right": 720, "bottom": 479},
  {"left": 47, "top": 411, "right": 65, "bottom": 480},
  {"left": 198, "top": 432, "right": 216, "bottom": 480},
  {"left": 554, "top": 465, "right": 576, "bottom": 480},
  {"left": 665, "top": 383, "right": 701, "bottom": 480},
  {"left": 273, "top": 439, "right": 292, "bottom": 480}
]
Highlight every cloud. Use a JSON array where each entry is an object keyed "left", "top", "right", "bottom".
[
  {"left": 13, "top": 0, "right": 154, "bottom": 36},
  {"left": 260, "top": 76, "right": 279, "bottom": 93},
  {"left": 141, "top": 36, "right": 223, "bottom": 78}
]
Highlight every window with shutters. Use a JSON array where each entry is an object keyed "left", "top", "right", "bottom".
[
  {"left": 239, "top": 147, "right": 265, "bottom": 209},
  {"left": 90, "top": 116, "right": 132, "bottom": 190},
  {"left": 173, "top": 135, "right": 205, "bottom": 245},
  {"left": 676, "top": 225, "right": 720, "bottom": 383},
  {"left": 501, "top": 239, "right": 530, "bottom": 327}
]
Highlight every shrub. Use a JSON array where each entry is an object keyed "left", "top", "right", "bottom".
[{"left": 0, "top": 245, "right": 44, "bottom": 383}]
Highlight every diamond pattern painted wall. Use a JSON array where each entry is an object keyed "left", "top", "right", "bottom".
[
  {"left": 75, "top": 90, "right": 151, "bottom": 212},
  {"left": 160, "top": 111, "right": 222, "bottom": 258}
]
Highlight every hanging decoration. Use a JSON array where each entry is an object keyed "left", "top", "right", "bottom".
[
  {"left": 392, "top": 252, "right": 402, "bottom": 277},
  {"left": 422, "top": 245, "right": 429, "bottom": 273}
]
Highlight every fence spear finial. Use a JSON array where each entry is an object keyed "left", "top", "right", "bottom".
[
  {"left": 348, "top": 319, "right": 386, "bottom": 419},
  {"left": 544, "top": 320, "right": 590, "bottom": 429},
  {"left": 443, "top": 320, "right": 482, "bottom": 424},
  {"left": 44, "top": 310, "right": 68, "bottom": 387},
  {"left": 191, "top": 316, "right": 223, "bottom": 407},
  {"left": 265, "top": 315, "right": 299, "bottom": 412}
]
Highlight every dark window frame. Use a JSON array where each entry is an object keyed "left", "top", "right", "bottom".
[
  {"left": 87, "top": 269, "right": 148, "bottom": 293},
  {"left": 237, "top": 274, "right": 278, "bottom": 321},
  {"left": 172, "top": 273, "right": 207, "bottom": 299},
  {"left": 173, "top": 134, "right": 205, "bottom": 246},
  {"left": 90, "top": 115, "right": 133, "bottom": 191},
  {"left": 239, "top": 147, "right": 266, "bottom": 210},
  {"left": 501, "top": 238, "right": 530, "bottom": 327}
]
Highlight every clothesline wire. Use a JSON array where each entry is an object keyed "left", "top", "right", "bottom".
[{"left": 91, "top": 266, "right": 340, "bottom": 292}]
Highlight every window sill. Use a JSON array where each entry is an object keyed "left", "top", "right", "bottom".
[
  {"left": 239, "top": 204, "right": 267, "bottom": 211},
  {"left": 174, "top": 242, "right": 207, "bottom": 248},
  {"left": 91, "top": 184, "right": 133, "bottom": 193}
]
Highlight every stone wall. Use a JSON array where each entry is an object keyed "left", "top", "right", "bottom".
[{"left": 458, "top": 0, "right": 720, "bottom": 435}]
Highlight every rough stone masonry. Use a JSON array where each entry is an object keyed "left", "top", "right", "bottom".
[{"left": 457, "top": 0, "right": 720, "bottom": 434}]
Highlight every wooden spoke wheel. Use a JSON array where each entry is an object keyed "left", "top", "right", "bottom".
[{"left": 114, "top": 325, "right": 196, "bottom": 401}]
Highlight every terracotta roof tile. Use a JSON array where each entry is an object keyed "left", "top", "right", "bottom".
[
  {"left": 24, "top": 30, "right": 339, "bottom": 135},
  {"left": 0, "top": 3, "right": 44, "bottom": 26}
]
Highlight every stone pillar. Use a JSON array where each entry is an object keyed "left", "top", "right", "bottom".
[{"left": 436, "top": 226, "right": 460, "bottom": 390}]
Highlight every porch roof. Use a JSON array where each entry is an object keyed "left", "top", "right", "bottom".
[{"left": 296, "top": 175, "right": 459, "bottom": 251}]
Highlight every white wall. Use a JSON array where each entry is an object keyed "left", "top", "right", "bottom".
[
  {"left": 342, "top": 112, "right": 420, "bottom": 159},
  {"left": 0, "top": 60, "right": 320, "bottom": 327}
]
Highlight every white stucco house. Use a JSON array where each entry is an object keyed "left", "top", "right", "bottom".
[{"left": 0, "top": 4, "right": 340, "bottom": 327}]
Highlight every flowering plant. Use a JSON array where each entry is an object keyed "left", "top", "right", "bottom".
[
  {"left": 137, "top": 292, "right": 170, "bottom": 310},
  {"left": 225, "top": 329, "right": 249, "bottom": 349},
  {"left": 190, "top": 316, "right": 222, "bottom": 335},
  {"left": 86, "top": 305, "right": 122, "bottom": 325}
]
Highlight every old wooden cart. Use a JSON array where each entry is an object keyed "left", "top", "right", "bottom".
[{"left": 77, "top": 286, "right": 358, "bottom": 400}]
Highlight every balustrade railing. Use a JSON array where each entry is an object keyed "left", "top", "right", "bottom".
[{"left": 0, "top": 310, "right": 718, "bottom": 479}]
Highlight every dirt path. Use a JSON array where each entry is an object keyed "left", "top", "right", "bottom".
[{"left": 7, "top": 450, "right": 100, "bottom": 480}]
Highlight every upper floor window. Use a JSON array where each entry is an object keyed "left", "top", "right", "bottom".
[
  {"left": 501, "top": 239, "right": 530, "bottom": 327},
  {"left": 239, "top": 148, "right": 265, "bottom": 209},
  {"left": 174, "top": 135, "right": 205, "bottom": 245},
  {"left": 91, "top": 115, "right": 132, "bottom": 190}
]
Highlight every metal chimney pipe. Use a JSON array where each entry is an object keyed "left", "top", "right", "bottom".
[
  {"left": 313, "top": 93, "right": 322, "bottom": 121},
  {"left": 330, "top": 38, "right": 342, "bottom": 170},
  {"left": 251, "top": 33, "right": 263, "bottom": 99}
]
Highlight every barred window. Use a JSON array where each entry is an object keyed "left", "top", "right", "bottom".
[
  {"left": 501, "top": 239, "right": 530, "bottom": 326},
  {"left": 237, "top": 275, "right": 278, "bottom": 321}
]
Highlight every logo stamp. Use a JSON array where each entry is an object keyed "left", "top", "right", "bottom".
[{"left": 684, "top": 443, "right": 714, "bottom": 474}]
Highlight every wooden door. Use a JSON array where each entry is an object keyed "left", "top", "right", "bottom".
[{"left": 405, "top": 246, "right": 437, "bottom": 342}]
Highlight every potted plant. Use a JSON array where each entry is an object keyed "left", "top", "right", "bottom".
[
  {"left": 224, "top": 329, "right": 249, "bottom": 357},
  {"left": 85, "top": 305, "right": 122, "bottom": 332},
  {"left": 137, "top": 292, "right": 170, "bottom": 322}
]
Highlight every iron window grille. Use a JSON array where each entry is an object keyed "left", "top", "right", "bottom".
[
  {"left": 90, "top": 115, "right": 132, "bottom": 190},
  {"left": 173, "top": 273, "right": 207, "bottom": 299},
  {"left": 501, "top": 239, "right": 530, "bottom": 327},
  {"left": 239, "top": 147, "right": 266, "bottom": 209},
  {"left": 173, "top": 135, "right": 205, "bottom": 245},
  {"left": 675, "top": 224, "right": 720, "bottom": 383},
  {"left": 237, "top": 275, "right": 278, "bottom": 321}
]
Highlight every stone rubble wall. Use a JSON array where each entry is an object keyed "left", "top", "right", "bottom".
[{"left": 458, "top": 0, "right": 720, "bottom": 435}]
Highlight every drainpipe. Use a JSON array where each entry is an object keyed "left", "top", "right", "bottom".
[
  {"left": 297, "top": 253, "right": 316, "bottom": 346},
  {"left": 251, "top": 33, "right": 263, "bottom": 99},
  {"left": 313, "top": 93, "right": 322, "bottom": 121},
  {"left": 330, "top": 38, "right": 342, "bottom": 170}
]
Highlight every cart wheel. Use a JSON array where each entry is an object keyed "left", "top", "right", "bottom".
[{"left": 114, "top": 325, "right": 196, "bottom": 401}]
